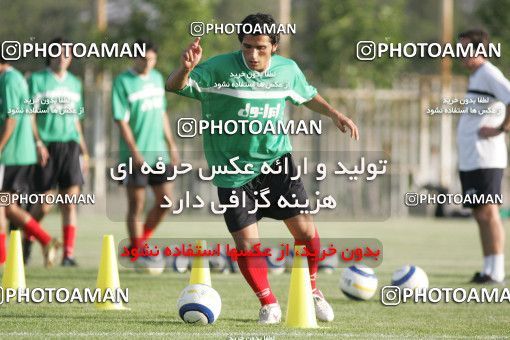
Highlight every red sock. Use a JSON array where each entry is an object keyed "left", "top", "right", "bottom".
[
  {"left": 63, "top": 224, "right": 76, "bottom": 258},
  {"left": 130, "top": 236, "right": 142, "bottom": 251},
  {"left": 237, "top": 255, "right": 277, "bottom": 306},
  {"left": 295, "top": 228, "right": 320, "bottom": 293},
  {"left": 24, "top": 218, "right": 51, "bottom": 246},
  {"left": 141, "top": 224, "right": 155, "bottom": 244},
  {"left": 0, "top": 233, "right": 6, "bottom": 264}
]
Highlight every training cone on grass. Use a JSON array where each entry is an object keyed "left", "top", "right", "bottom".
[
  {"left": 189, "top": 239, "right": 212, "bottom": 286},
  {"left": 1, "top": 230, "right": 26, "bottom": 290},
  {"left": 285, "top": 245, "right": 318, "bottom": 328},
  {"left": 95, "top": 235, "right": 128, "bottom": 310}
]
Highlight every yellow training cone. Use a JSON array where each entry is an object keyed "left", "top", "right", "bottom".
[
  {"left": 189, "top": 240, "right": 211, "bottom": 286},
  {"left": 95, "top": 235, "right": 129, "bottom": 310},
  {"left": 285, "top": 245, "right": 318, "bottom": 328},
  {"left": 2, "top": 230, "right": 26, "bottom": 290}
]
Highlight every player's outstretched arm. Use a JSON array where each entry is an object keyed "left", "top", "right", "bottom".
[
  {"left": 165, "top": 38, "right": 202, "bottom": 92},
  {"left": 304, "top": 94, "right": 359, "bottom": 140}
]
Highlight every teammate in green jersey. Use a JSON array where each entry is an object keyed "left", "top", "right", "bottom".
[
  {"left": 166, "top": 13, "right": 359, "bottom": 323},
  {"left": 0, "top": 57, "right": 60, "bottom": 267},
  {"left": 112, "top": 39, "right": 180, "bottom": 254},
  {"left": 26, "top": 37, "right": 89, "bottom": 267}
]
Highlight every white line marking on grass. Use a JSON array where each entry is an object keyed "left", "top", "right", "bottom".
[{"left": 0, "top": 332, "right": 504, "bottom": 339}]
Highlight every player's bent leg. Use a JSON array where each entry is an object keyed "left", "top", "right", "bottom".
[
  {"left": 5, "top": 201, "right": 60, "bottom": 268},
  {"left": 284, "top": 214, "right": 334, "bottom": 322},
  {"left": 142, "top": 182, "right": 173, "bottom": 243},
  {"left": 25, "top": 191, "right": 55, "bottom": 264},
  {"left": 231, "top": 223, "right": 280, "bottom": 324},
  {"left": 472, "top": 204, "right": 505, "bottom": 283},
  {"left": 60, "top": 185, "right": 80, "bottom": 266},
  {"left": 127, "top": 185, "right": 146, "bottom": 250}
]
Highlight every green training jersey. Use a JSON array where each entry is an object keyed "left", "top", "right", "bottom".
[
  {"left": 112, "top": 69, "right": 169, "bottom": 166},
  {"left": 172, "top": 50, "right": 317, "bottom": 188},
  {"left": 0, "top": 67, "right": 37, "bottom": 165},
  {"left": 28, "top": 69, "right": 84, "bottom": 144}
]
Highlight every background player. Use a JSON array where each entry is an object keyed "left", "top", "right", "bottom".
[
  {"left": 26, "top": 37, "right": 89, "bottom": 267},
  {"left": 457, "top": 29, "right": 510, "bottom": 284},
  {"left": 166, "top": 13, "right": 359, "bottom": 323},
  {"left": 112, "top": 39, "right": 180, "bottom": 253},
  {"left": 0, "top": 57, "right": 60, "bottom": 267}
]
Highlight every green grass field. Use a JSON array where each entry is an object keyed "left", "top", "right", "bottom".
[{"left": 1, "top": 211, "right": 509, "bottom": 339}]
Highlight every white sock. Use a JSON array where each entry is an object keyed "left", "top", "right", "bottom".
[
  {"left": 482, "top": 255, "right": 493, "bottom": 276},
  {"left": 491, "top": 254, "right": 505, "bottom": 282}
]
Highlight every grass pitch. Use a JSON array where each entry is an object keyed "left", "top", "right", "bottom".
[{"left": 1, "top": 211, "right": 509, "bottom": 339}]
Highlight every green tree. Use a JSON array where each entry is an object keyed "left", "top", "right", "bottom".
[
  {"left": 477, "top": 0, "right": 510, "bottom": 73},
  {"left": 305, "top": 0, "right": 406, "bottom": 87}
]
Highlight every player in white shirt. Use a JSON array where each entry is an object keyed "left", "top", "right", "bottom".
[{"left": 457, "top": 29, "right": 510, "bottom": 284}]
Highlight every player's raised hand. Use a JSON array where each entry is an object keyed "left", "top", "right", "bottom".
[
  {"left": 332, "top": 113, "right": 359, "bottom": 140},
  {"left": 182, "top": 38, "right": 202, "bottom": 71}
]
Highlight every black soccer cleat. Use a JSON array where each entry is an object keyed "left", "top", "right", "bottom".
[
  {"left": 61, "top": 257, "right": 78, "bottom": 267},
  {"left": 470, "top": 272, "right": 505, "bottom": 285}
]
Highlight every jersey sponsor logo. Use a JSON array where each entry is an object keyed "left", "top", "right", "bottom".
[
  {"left": 237, "top": 103, "right": 281, "bottom": 119},
  {"left": 127, "top": 85, "right": 165, "bottom": 112}
]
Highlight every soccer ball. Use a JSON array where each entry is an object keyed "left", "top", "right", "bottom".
[
  {"left": 318, "top": 247, "right": 339, "bottom": 274},
  {"left": 266, "top": 247, "right": 286, "bottom": 275},
  {"left": 171, "top": 255, "right": 191, "bottom": 273},
  {"left": 209, "top": 245, "right": 229, "bottom": 274},
  {"left": 165, "top": 245, "right": 191, "bottom": 273},
  {"left": 177, "top": 284, "right": 221, "bottom": 324},
  {"left": 340, "top": 266, "right": 378, "bottom": 300},
  {"left": 134, "top": 252, "right": 166, "bottom": 275},
  {"left": 391, "top": 265, "right": 429, "bottom": 291}
]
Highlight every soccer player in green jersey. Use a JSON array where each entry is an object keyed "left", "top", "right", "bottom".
[
  {"left": 27, "top": 37, "right": 89, "bottom": 267},
  {"left": 112, "top": 39, "right": 180, "bottom": 254},
  {"left": 166, "top": 13, "right": 359, "bottom": 323},
  {"left": 0, "top": 56, "right": 60, "bottom": 267}
]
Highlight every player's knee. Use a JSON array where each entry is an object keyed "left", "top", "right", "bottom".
[
  {"left": 294, "top": 227, "right": 316, "bottom": 242},
  {"left": 232, "top": 237, "right": 257, "bottom": 251},
  {"left": 41, "top": 204, "right": 52, "bottom": 215},
  {"left": 473, "top": 205, "right": 497, "bottom": 225},
  {"left": 60, "top": 204, "right": 76, "bottom": 214}
]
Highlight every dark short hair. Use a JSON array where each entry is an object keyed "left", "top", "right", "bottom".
[
  {"left": 133, "top": 39, "right": 157, "bottom": 57},
  {"left": 46, "top": 37, "right": 71, "bottom": 66},
  {"left": 458, "top": 29, "right": 490, "bottom": 50},
  {"left": 237, "top": 13, "right": 280, "bottom": 45}
]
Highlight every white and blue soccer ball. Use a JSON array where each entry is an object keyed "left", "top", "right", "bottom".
[
  {"left": 391, "top": 265, "right": 429, "bottom": 291},
  {"left": 172, "top": 255, "right": 191, "bottom": 273},
  {"left": 340, "top": 266, "right": 378, "bottom": 300},
  {"left": 177, "top": 284, "right": 222, "bottom": 324},
  {"left": 266, "top": 247, "right": 286, "bottom": 275}
]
